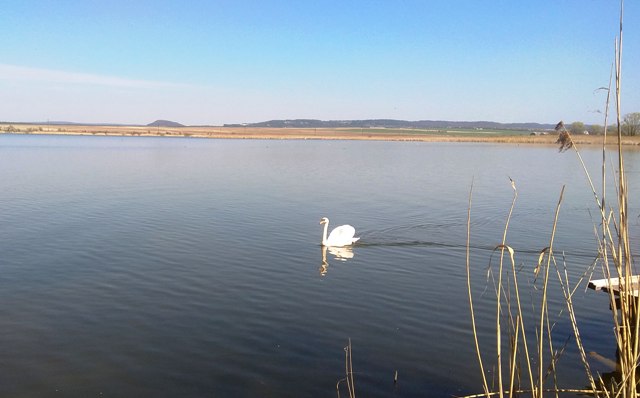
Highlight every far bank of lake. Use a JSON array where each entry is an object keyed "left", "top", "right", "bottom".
[{"left": 2, "top": 123, "right": 640, "bottom": 146}]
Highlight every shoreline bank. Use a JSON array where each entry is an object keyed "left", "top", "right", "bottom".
[{"left": 2, "top": 124, "right": 639, "bottom": 146}]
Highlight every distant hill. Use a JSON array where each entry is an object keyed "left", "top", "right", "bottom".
[
  {"left": 147, "top": 120, "right": 184, "bottom": 128},
  {"left": 224, "top": 119, "right": 557, "bottom": 130},
  {"left": 5, "top": 118, "right": 558, "bottom": 130}
]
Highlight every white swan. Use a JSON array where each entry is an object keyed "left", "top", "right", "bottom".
[{"left": 320, "top": 217, "right": 360, "bottom": 247}]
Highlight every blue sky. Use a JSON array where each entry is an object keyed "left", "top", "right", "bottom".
[{"left": 0, "top": 1, "right": 638, "bottom": 125}]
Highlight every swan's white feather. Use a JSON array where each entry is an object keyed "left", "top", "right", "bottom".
[
  {"left": 326, "top": 224, "right": 359, "bottom": 246},
  {"left": 320, "top": 217, "right": 359, "bottom": 247}
]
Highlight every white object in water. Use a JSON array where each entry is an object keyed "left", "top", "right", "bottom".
[{"left": 319, "top": 217, "right": 360, "bottom": 247}]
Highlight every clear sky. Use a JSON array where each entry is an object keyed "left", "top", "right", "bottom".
[{"left": 1, "top": 1, "right": 638, "bottom": 126}]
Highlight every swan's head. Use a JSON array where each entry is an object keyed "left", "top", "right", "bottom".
[{"left": 319, "top": 217, "right": 329, "bottom": 225}]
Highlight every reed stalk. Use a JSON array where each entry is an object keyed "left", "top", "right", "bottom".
[
  {"left": 534, "top": 186, "right": 564, "bottom": 398},
  {"left": 494, "top": 179, "right": 519, "bottom": 398},
  {"left": 554, "top": 252, "right": 599, "bottom": 395},
  {"left": 465, "top": 3, "right": 632, "bottom": 397},
  {"left": 336, "top": 339, "right": 356, "bottom": 398},
  {"left": 467, "top": 180, "right": 491, "bottom": 397}
]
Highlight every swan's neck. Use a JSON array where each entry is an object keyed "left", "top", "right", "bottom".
[{"left": 322, "top": 222, "right": 329, "bottom": 245}]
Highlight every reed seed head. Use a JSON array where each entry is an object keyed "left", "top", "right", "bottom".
[{"left": 555, "top": 120, "right": 574, "bottom": 152}]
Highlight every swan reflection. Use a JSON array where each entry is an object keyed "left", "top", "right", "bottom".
[
  {"left": 328, "top": 246, "right": 354, "bottom": 260},
  {"left": 319, "top": 245, "right": 355, "bottom": 276}
]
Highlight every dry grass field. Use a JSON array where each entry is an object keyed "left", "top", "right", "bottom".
[{"left": 2, "top": 123, "right": 639, "bottom": 146}]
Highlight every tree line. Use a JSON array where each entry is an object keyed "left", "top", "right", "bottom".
[{"left": 571, "top": 112, "right": 640, "bottom": 136}]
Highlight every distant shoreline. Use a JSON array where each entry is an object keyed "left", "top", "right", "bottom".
[{"left": 2, "top": 123, "right": 639, "bottom": 146}]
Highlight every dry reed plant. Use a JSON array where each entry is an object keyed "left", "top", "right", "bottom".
[
  {"left": 464, "top": 2, "right": 635, "bottom": 397},
  {"left": 336, "top": 339, "right": 356, "bottom": 398},
  {"left": 465, "top": 179, "right": 601, "bottom": 398}
]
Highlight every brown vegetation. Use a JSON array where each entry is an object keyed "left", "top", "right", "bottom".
[
  {"left": 2, "top": 123, "right": 640, "bottom": 146},
  {"left": 464, "top": 2, "right": 638, "bottom": 396}
]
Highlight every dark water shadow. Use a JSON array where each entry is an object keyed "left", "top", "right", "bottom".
[{"left": 355, "top": 232, "right": 600, "bottom": 261}]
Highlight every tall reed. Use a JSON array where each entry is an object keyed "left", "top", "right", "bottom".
[
  {"left": 336, "top": 339, "right": 356, "bottom": 398},
  {"left": 465, "top": 1, "right": 635, "bottom": 396}
]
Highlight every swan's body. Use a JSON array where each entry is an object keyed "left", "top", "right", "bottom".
[{"left": 320, "top": 217, "right": 360, "bottom": 247}]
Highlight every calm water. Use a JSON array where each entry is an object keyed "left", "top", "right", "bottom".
[{"left": 0, "top": 134, "right": 638, "bottom": 397}]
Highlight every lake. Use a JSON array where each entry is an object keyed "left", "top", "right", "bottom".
[{"left": 0, "top": 134, "right": 638, "bottom": 397}]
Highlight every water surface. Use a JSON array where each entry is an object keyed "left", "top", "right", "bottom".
[{"left": 0, "top": 135, "right": 638, "bottom": 397}]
